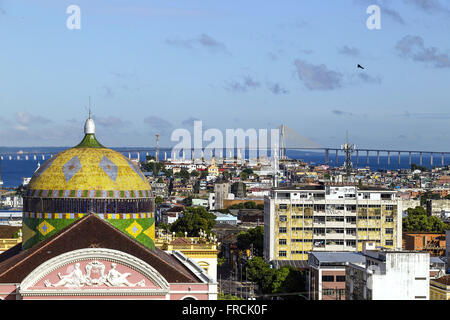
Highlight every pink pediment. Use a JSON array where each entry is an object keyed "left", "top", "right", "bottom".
[{"left": 30, "top": 259, "right": 161, "bottom": 290}]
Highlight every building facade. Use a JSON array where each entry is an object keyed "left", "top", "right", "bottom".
[
  {"left": 0, "top": 116, "right": 217, "bottom": 300},
  {"left": 307, "top": 251, "right": 365, "bottom": 300},
  {"left": 403, "top": 232, "right": 446, "bottom": 256},
  {"left": 430, "top": 275, "right": 450, "bottom": 300},
  {"left": 447, "top": 230, "right": 450, "bottom": 272},
  {"left": 346, "top": 250, "right": 430, "bottom": 300},
  {"left": 264, "top": 185, "right": 402, "bottom": 262}
]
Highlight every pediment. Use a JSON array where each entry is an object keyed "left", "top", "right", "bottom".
[{"left": 19, "top": 248, "right": 170, "bottom": 297}]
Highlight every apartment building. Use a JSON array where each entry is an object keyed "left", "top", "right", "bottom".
[{"left": 264, "top": 184, "right": 402, "bottom": 262}]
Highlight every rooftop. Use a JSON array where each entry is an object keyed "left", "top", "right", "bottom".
[
  {"left": 310, "top": 252, "right": 366, "bottom": 265},
  {"left": 432, "top": 275, "right": 450, "bottom": 286}
]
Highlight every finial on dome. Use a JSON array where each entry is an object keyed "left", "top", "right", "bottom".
[{"left": 84, "top": 97, "right": 95, "bottom": 134}]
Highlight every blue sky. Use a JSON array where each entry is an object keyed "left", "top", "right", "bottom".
[{"left": 0, "top": 0, "right": 449, "bottom": 150}]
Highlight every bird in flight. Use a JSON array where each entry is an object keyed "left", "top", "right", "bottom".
[{"left": 357, "top": 64, "right": 365, "bottom": 69}]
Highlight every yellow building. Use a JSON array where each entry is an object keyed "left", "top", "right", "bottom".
[
  {"left": 207, "top": 158, "right": 219, "bottom": 177},
  {"left": 430, "top": 276, "right": 450, "bottom": 300},
  {"left": 264, "top": 185, "right": 402, "bottom": 262},
  {"left": 155, "top": 229, "right": 219, "bottom": 282},
  {"left": 0, "top": 226, "right": 22, "bottom": 253}
]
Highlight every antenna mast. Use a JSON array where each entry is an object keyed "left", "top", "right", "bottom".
[
  {"left": 341, "top": 131, "right": 356, "bottom": 181},
  {"left": 155, "top": 134, "right": 160, "bottom": 162},
  {"left": 280, "top": 125, "right": 286, "bottom": 160}
]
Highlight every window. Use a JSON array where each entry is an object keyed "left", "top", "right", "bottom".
[
  {"left": 322, "top": 275, "right": 334, "bottom": 282},
  {"left": 385, "top": 228, "right": 393, "bottom": 234},
  {"left": 386, "top": 205, "right": 394, "bottom": 211},
  {"left": 346, "top": 240, "right": 356, "bottom": 247},
  {"left": 278, "top": 251, "right": 287, "bottom": 257},
  {"left": 314, "top": 217, "right": 325, "bottom": 224},
  {"left": 279, "top": 204, "right": 287, "bottom": 210},
  {"left": 385, "top": 240, "right": 393, "bottom": 246},
  {"left": 326, "top": 239, "right": 344, "bottom": 245},
  {"left": 314, "top": 228, "right": 325, "bottom": 235},
  {"left": 346, "top": 217, "right": 356, "bottom": 224},
  {"left": 381, "top": 194, "right": 392, "bottom": 200},
  {"left": 279, "top": 227, "right": 287, "bottom": 233},
  {"left": 291, "top": 251, "right": 302, "bottom": 255},
  {"left": 346, "top": 229, "right": 356, "bottom": 235},
  {"left": 336, "top": 275, "right": 346, "bottom": 282},
  {"left": 363, "top": 193, "right": 370, "bottom": 199},
  {"left": 279, "top": 215, "right": 287, "bottom": 222},
  {"left": 314, "top": 204, "right": 325, "bottom": 211},
  {"left": 385, "top": 216, "right": 393, "bottom": 222},
  {"left": 323, "top": 289, "right": 335, "bottom": 296},
  {"left": 279, "top": 239, "right": 287, "bottom": 245}
]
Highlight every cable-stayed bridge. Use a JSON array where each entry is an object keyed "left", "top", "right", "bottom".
[{"left": 0, "top": 125, "right": 449, "bottom": 167}]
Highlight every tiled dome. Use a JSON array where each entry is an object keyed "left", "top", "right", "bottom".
[{"left": 22, "top": 116, "right": 155, "bottom": 250}]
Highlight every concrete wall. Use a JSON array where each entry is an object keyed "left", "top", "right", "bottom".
[
  {"left": 447, "top": 230, "right": 450, "bottom": 272},
  {"left": 263, "top": 197, "right": 275, "bottom": 262},
  {"left": 401, "top": 200, "right": 420, "bottom": 214},
  {"left": 371, "top": 252, "right": 430, "bottom": 300},
  {"left": 428, "top": 200, "right": 450, "bottom": 217}
]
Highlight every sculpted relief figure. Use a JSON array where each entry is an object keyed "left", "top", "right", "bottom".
[
  {"left": 44, "top": 261, "right": 145, "bottom": 288},
  {"left": 106, "top": 263, "right": 145, "bottom": 287},
  {"left": 45, "top": 263, "right": 85, "bottom": 288}
]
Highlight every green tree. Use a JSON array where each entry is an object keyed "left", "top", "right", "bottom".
[
  {"left": 411, "top": 163, "right": 427, "bottom": 172},
  {"left": 190, "top": 170, "right": 199, "bottom": 177},
  {"left": 175, "top": 169, "right": 190, "bottom": 181},
  {"left": 240, "top": 172, "right": 249, "bottom": 181},
  {"left": 245, "top": 257, "right": 275, "bottom": 294},
  {"left": 155, "top": 196, "right": 163, "bottom": 205},
  {"left": 237, "top": 226, "right": 264, "bottom": 257},
  {"left": 272, "top": 266, "right": 307, "bottom": 300},
  {"left": 170, "top": 206, "right": 216, "bottom": 236},
  {"left": 218, "top": 293, "right": 244, "bottom": 300},
  {"left": 193, "top": 181, "right": 200, "bottom": 194},
  {"left": 162, "top": 168, "right": 173, "bottom": 178},
  {"left": 222, "top": 170, "right": 231, "bottom": 180},
  {"left": 403, "top": 206, "right": 450, "bottom": 232},
  {"left": 183, "top": 196, "right": 193, "bottom": 206}
]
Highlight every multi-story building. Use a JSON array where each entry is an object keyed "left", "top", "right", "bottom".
[
  {"left": 346, "top": 249, "right": 430, "bottom": 300},
  {"left": 264, "top": 184, "right": 402, "bottom": 262},
  {"left": 307, "top": 251, "right": 365, "bottom": 300},
  {"left": 430, "top": 275, "right": 450, "bottom": 300},
  {"left": 447, "top": 230, "right": 450, "bottom": 272},
  {"left": 403, "top": 232, "right": 446, "bottom": 256},
  {"left": 214, "top": 182, "right": 230, "bottom": 210},
  {"left": 155, "top": 232, "right": 219, "bottom": 283}
]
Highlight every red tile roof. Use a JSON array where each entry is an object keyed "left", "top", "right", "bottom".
[{"left": 0, "top": 214, "right": 200, "bottom": 284}]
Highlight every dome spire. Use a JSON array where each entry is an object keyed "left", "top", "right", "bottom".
[
  {"left": 84, "top": 97, "right": 95, "bottom": 134},
  {"left": 76, "top": 98, "right": 104, "bottom": 148}
]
